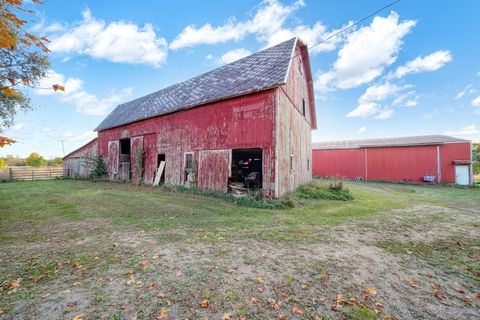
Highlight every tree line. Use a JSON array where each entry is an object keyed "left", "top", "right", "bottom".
[{"left": 0, "top": 152, "right": 63, "bottom": 168}]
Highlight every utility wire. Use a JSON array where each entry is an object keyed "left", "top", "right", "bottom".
[{"left": 228, "top": 0, "right": 401, "bottom": 93}]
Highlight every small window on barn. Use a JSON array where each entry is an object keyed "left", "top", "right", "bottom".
[
  {"left": 290, "top": 154, "right": 294, "bottom": 171},
  {"left": 298, "top": 58, "right": 302, "bottom": 74},
  {"left": 302, "top": 99, "right": 306, "bottom": 117},
  {"left": 307, "top": 159, "right": 310, "bottom": 170}
]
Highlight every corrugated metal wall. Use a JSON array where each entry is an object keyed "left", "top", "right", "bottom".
[
  {"left": 440, "top": 142, "right": 471, "bottom": 183},
  {"left": 312, "top": 142, "right": 471, "bottom": 184},
  {"left": 367, "top": 146, "right": 438, "bottom": 182},
  {"left": 312, "top": 149, "right": 365, "bottom": 179}
]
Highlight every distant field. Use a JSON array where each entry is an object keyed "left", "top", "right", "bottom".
[{"left": 0, "top": 179, "right": 478, "bottom": 319}]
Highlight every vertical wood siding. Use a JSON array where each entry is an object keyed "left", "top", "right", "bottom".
[{"left": 98, "top": 90, "right": 277, "bottom": 195}]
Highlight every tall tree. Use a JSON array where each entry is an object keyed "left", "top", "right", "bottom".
[{"left": 0, "top": 0, "right": 63, "bottom": 143}]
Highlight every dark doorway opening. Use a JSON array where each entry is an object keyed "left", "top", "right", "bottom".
[
  {"left": 230, "top": 148, "right": 262, "bottom": 190},
  {"left": 156, "top": 154, "right": 166, "bottom": 184},
  {"left": 119, "top": 138, "right": 131, "bottom": 180}
]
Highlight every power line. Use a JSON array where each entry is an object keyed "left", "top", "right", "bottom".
[{"left": 228, "top": 0, "right": 401, "bottom": 94}]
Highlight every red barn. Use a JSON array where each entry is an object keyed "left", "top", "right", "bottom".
[
  {"left": 70, "top": 38, "right": 316, "bottom": 198},
  {"left": 312, "top": 135, "right": 473, "bottom": 185}
]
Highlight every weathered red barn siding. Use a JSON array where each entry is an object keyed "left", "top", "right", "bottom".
[
  {"left": 63, "top": 138, "right": 98, "bottom": 178},
  {"left": 440, "top": 142, "right": 471, "bottom": 183},
  {"left": 98, "top": 90, "right": 277, "bottom": 195},
  {"left": 312, "top": 149, "right": 365, "bottom": 179},
  {"left": 366, "top": 146, "right": 438, "bottom": 183},
  {"left": 275, "top": 44, "right": 314, "bottom": 197}
]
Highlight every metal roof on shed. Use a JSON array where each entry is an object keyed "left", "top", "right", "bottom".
[
  {"left": 95, "top": 38, "right": 298, "bottom": 131},
  {"left": 312, "top": 135, "right": 470, "bottom": 150}
]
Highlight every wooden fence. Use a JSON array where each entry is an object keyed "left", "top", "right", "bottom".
[{"left": 1, "top": 167, "right": 68, "bottom": 181}]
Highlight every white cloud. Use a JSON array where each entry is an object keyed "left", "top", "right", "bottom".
[
  {"left": 471, "top": 95, "right": 480, "bottom": 106},
  {"left": 347, "top": 82, "right": 406, "bottom": 120},
  {"left": 455, "top": 84, "right": 474, "bottom": 100},
  {"left": 35, "top": 70, "right": 133, "bottom": 116},
  {"left": 445, "top": 125, "right": 479, "bottom": 136},
  {"left": 391, "top": 50, "right": 452, "bottom": 79},
  {"left": 346, "top": 102, "right": 394, "bottom": 120},
  {"left": 404, "top": 99, "right": 417, "bottom": 107},
  {"left": 316, "top": 12, "right": 416, "bottom": 92},
  {"left": 12, "top": 123, "right": 24, "bottom": 131},
  {"left": 62, "top": 130, "right": 97, "bottom": 142},
  {"left": 170, "top": 0, "right": 343, "bottom": 54},
  {"left": 48, "top": 9, "right": 168, "bottom": 67},
  {"left": 219, "top": 48, "right": 252, "bottom": 64},
  {"left": 357, "top": 126, "right": 367, "bottom": 134},
  {"left": 358, "top": 82, "right": 406, "bottom": 104}
]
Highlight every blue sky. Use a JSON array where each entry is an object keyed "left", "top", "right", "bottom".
[{"left": 2, "top": 0, "right": 480, "bottom": 158}]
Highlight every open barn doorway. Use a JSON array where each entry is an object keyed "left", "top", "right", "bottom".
[
  {"left": 230, "top": 148, "right": 262, "bottom": 194},
  {"left": 156, "top": 154, "right": 166, "bottom": 184},
  {"left": 119, "top": 138, "right": 131, "bottom": 180}
]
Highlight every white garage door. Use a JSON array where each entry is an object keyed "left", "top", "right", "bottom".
[{"left": 454, "top": 165, "right": 469, "bottom": 185}]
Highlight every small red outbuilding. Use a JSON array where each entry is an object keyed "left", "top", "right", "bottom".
[{"left": 312, "top": 135, "right": 473, "bottom": 185}]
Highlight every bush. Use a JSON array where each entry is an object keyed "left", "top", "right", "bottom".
[
  {"left": 25, "top": 152, "right": 46, "bottom": 167},
  {"left": 473, "top": 162, "right": 480, "bottom": 176},
  {"left": 88, "top": 156, "right": 107, "bottom": 180},
  {"left": 0, "top": 158, "right": 7, "bottom": 169},
  {"left": 295, "top": 181, "right": 353, "bottom": 201}
]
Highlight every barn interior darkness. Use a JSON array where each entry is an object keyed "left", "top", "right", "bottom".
[
  {"left": 119, "top": 138, "right": 131, "bottom": 180},
  {"left": 230, "top": 148, "right": 262, "bottom": 189}
]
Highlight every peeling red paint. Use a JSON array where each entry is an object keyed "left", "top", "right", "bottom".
[{"left": 96, "top": 41, "right": 315, "bottom": 197}]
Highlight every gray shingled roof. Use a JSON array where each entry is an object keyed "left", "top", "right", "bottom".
[
  {"left": 95, "top": 38, "right": 297, "bottom": 131},
  {"left": 313, "top": 135, "right": 470, "bottom": 150}
]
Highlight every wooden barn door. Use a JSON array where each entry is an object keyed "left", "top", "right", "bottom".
[
  {"left": 198, "top": 149, "right": 231, "bottom": 192},
  {"left": 130, "top": 136, "right": 144, "bottom": 183},
  {"left": 107, "top": 140, "right": 119, "bottom": 179}
]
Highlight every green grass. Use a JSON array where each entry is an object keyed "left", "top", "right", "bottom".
[
  {"left": 0, "top": 179, "right": 477, "bottom": 244},
  {"left": 372, "top": 237, "right": 480, "bottom": 284}
]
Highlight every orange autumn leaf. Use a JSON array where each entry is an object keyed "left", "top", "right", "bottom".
[
  {"left": 52, "top": 84, "right": 65, "bottom": 91},
  {"left": 267, "top": 298, "right": 280, "bottom": 310},
  {"left": 0, "top": 136, "right": 16, "bottom": 148},
  {"left": 336, "top": 294, "right": 345, "bottom": 305},
  {"left": 200, "top": 300, "right": 209, "bottom": 308},
  {"left": 409, "top": 279, "right": 420, "bottom": 288},
  {"left": 2, "top": 87, "right": 20, "bottom": 97},
  {"left": 141, "top": 260, "right": 148, "bottom": 270},
  {"left": 157, "top": 308, "right": 168, "bottom": 319},
  {"left": 221, "top": 313, "right": 232, "bottom": 320},
  {"left": 278, "top": 314, "right": 286, "bottom": 320},
  {"left": 367, "top": 287, "right": 377, "bottom": 295},
  {"left": 73, "top": 261, "right": 82, "bottom": 269},
  {"left": 292, "top": 306, "right": 303, "bottom": 315}
]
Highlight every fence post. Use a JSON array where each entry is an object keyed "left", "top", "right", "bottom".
[
  {"left": 32, "top": 170, "right": 34, "bottom": 181},
  {"left": 10, "top": 168, "right": 13, "bottom": 182},
  {"left": 50, "top": 170, "right": 52, "bottom": 180}
]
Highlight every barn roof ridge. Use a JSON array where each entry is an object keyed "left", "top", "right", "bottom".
[
  {"left": 95, "top": 37, "right": 299, "bottom": 131},
  {"left": 312, "top": 135, "right": 470, "bottom": 150}
]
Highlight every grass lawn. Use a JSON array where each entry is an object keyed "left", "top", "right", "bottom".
[{"left": 0, "top": 179, "right": 479, "bottom": 319}]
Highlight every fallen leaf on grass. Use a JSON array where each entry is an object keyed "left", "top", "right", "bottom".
[
  {"left": 157, "top": 308, "right": 168, "bottom": 319},
  {"left": 228, "top": 268, "right": 236, "bottom": 273},
  {"left": 73, "top": 261, "right": 82, "bottom": 269},
  {"left": 302, "top": 283, "right": 309, "bottom": 289},
  {"left": 0, "top": 310, "right": 4, "bottom": 315},
  {"left": 409, "top": 279, "right": 420, "bottom": 288},
  {"left": 257, "top": 276, "right": 265, "bottom": 285},
  {"left": 149, "top": 282, "right": 157, "bottom": 290},
  {"left": 463, "top": 296, "right": 473, "bottom": 304},
  {"left": 439, "top": 300, "right": 452, "bottom": 306},
  {"left": 267, "top": 298, "right": 280, "bottom": 310},
  {"left": 319, "top": 274, "right": 329, "bottom": 281},
  {"left": 251, "top": 297, "right": 259, "bottom": 304},
  {"left": 336, "top": 294, "right": 345, "bottom": 305},
  {"left": 71, "top": 314, "right": 85, "bottom": 320},
  {"left": 348, "top": 297, "right": 356, "bottom": 305},
  {"left": 367, "top": 287, "right": 377, "bottom": 295},
  {"left": 476, "top": 293, "right": 480, "bottom": 299},
  {"left": 257, "top": 287, "right": 264, "bottom": 293},
  {"left": 200, "top": 300, "right": 209, "bottom": 308},
  {"left": 292, "top": 306, "right": 303, "bottom": 315},
  {"left": 278, "top": 314, "right": 286, "bottom": 320},
  {"left": 221, "top": 313, "right": 232, "bottom": 320},
  {"left": 157, "top": 292, "right": 165, "bottom": 298},
  {"left": 433, "top": 290, "right": 442, "bottom": 299},
  {"left": 141, "top": 261, "right": 149, "bottom": 270},
  {"left": 175, "top": 271, "right": 183, "bottom": 277},
  {"left": 152, "top": 255, "right": 158, "bottom": 260}
]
